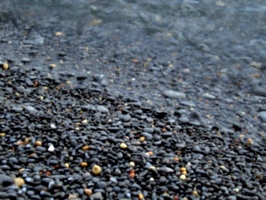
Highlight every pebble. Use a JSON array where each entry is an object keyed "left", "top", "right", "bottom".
[
  {"left": 97, "top": 105, "right": 109, "bottom": 113},
  {"left": 14, "top": 177, "right": 25, "bottom": 187},
  {"left": 141, "top": 132, "right": 153, "bottom": 140},
  {"left": 90, "top": 192, "right": 103, "bottom": 200},
  {"left": 227, "top": 196, "right": 237, "bottom": 200},
  {"left": 161, "top": 131, "right": 173, "bottom": 137},
  {"left": 202, "top": 93, "right": 216, "bottom": 99},
  {"left": 157, "top": 167, "right": 174, "bottom": 173},
  {"left": 24, "top": 106, "right": 38, "bottom": 113},
  {"left": 48, "top": 144, "right": 55, "bottom": 152},
  {"left": 84, "top": 188, "right": 92, "bottom": 196},
  {"left": 258, "top": 111, "right": 266, "bottom": 122},
  {"left": 92, "top": 165, "right": 102, "bottom": 175},
  {"left": 97, "top": 181, "right": 107, "bottom": 188},
  {"left": 163, "top": 90, "right": 186, "bottom": 99},
  {"left": 120, "top": 142, "right": 127, "bottom": 149},
  {"left": 0, "top": 174, "right": 14, "bottom": 186},
  {"left": 180, "top": 101, "right": 196, "bottom": 107}
]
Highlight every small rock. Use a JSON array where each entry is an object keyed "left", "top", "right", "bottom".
[
  {"left": 97, "top": 181, "right": 107, "bottom": 188},
  {"left": 0, "top": 174, "right": 14, "bottom": 186},
  {"left": 97, "top": 105, "right": 109, "bottom": 113},
  {"left": 259, "top": 111, "right": 266, "bottom": 122},
  {"left": 202, "top": 93, "right": 216, "bottom": 99},
  {"left": 157, "top": 167, "right": 174, "bottom": 173},
  {"left": 92, "top": 165, "right": 102, "bottom": 175},
  {"left": 48, "top": 144, "right": 55, "bottom": 152},
  {"left": 163, "top": 90, "right": 186, "bottom": 99},
  {"left": 90, "top": 192, "right": 103, "bottom": 200},
  {"left": 14, "top": 177, "right": 25, "bottom": 187},
  {"left": 120, "top": 142, "right": 127, "bottom": 149}
]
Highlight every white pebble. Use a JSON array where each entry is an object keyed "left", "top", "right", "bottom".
[
  {"left": 48, "top": 144, "right": 55, "bottom": 152},
  {"left": 50, "top": 123, "right": 56, "bottom": 129}
]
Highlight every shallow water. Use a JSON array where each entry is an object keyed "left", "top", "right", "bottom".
[{"left": 1, "top": 0, "right": 266, "bottom": 47}]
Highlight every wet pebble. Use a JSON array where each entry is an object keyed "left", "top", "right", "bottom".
[
  {"left": 202, "top": 93, "right": 216, "bottom": 99},
  {"left": 90, "top": 192, "right": 103, "bottom": 200},
  {"left": 141, "top": 132, "right": 153, "bottom": 140},
  {"left": 163, "top": 90, "right": 186, "bottom": 99},
  {"left": 97, "top": 181, "right": 107, "bottom": 189},
  {"left": 97, "top": 105, "right": 109, "bottom": 113},
  {"left": 258, "top": 111, "right": 266, "bottom": 122},
  {"left": 0, "top": 174, "right": 14, "bottom": 186}
]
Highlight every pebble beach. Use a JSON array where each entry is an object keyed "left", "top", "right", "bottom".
[{"left": 0, "top": 1, "right": 266, "bottom": 200}]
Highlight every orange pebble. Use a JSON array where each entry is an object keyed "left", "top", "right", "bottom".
[
  {"left": 84, "top": 188, "right": 92, "bottom": 196},
  {"left": 82, "top": 145, "right": 90, "bottom": 151},
  {"left": 247, "top": 138, "right": 253, "bottom": 145},
  {"left": 173, "top": 157, "right": 179, "bottom": 162},
  {"left": 138, "top": 193, "right": 144, "bottom": 200},
  {"left": 35, "top": 141, "right": 42, "bottom": 146},
  {"left": 173, "top": 195, "right": 179, "bottom": 200},
  {"left": 129, "top": 169, "right": 135, "bottom": 178},
  {"left": 180, "top": 167, "right": 187, "bottom": 172},
  {"left": 80, "top": 162, "right": 88, "bottom": 167}
]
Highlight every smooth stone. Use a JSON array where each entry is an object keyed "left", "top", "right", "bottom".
[
  {"left": 0, "top": 192, "right": 17, "bottom": 198},
  {"left": 90, "top": 192, "right": 103, "bottom": 200},
  {"left": 97, "top": 105, "right": 109, "bottom": 113},
  {"left": 143, "top": 128, "right": 154, "bottom": 133},
  {"left": 25, "top": 78, "right": 34, "bottom": 86},
  {"left": 25, "top": 106, "right": 38, "bottom": 113},
  {"left": 122, "top": 114, "right": 131, "bottom": 122},
  {"left": 253, "top": 87, "right": 266, "bottom": 97},
  {"left": 202, "top": 93, "right": 216, "bottom": 99},
  {"left": 227, "top": 196, "right": 237, "bottom": 200},
  {"left": 258, "top": 111, "right": 266, "bottom": 122},
  {"left": 179, "top": 116, "right": 189, "bottom": 123},
  {"left": 141, "top": 132, "right": 153, "bottom": 140},
  {"left": 97, "top": 181, "right": 107, "bottom": 188},
  {"left": 8, "top": 157, "right": 19, "bottom": 164},
  {"left": 0, "top": 174, "right": 14, "bottom": 186},
  {"left": 161, "top": 131, "right": 173, "bottom": 137},
  {"left": 81, "top": 104, "right": 96, "bottom": 111},
  {"left": 157, "top": 167, "right": 174, "bottom": 173},
  {"left": 163, "top": 90, "right": 186, "bottom": 99},
  {"left": 25, "top": 177, "right": 35, "bottom": 185},
  {"left": 180, "top": 101, "right": 196, "bottom": 107},
  {"left": 189, "top": 111, "right": 202, "bottom": 121}
]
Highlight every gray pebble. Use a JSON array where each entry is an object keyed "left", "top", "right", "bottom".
[
  {"left": 97, "top": 105, "right": 109, "bottom": 113},
  {"left": 90, "top": 192, "right": 103, "bottom": 200},
  {"left": 157, "top": 167, "right": 174, "bottom": 173},
  {"left": 163, "top": 90, "right": 186, "bottom": 99},
  {"left": 202, "top": 93, "right": 216, "bottom": 99},
  {"left": 97, "top": 181, "right": 107, "bottom": 188},
  {"left": 122, "top": 114, "right": 131, "bottom": 122},
  {"left": 25, "top": 106, "right": 38, "bottom": 113},
  {"left": 141, "top": 132, "right": 153, "bottom": 140},
  {"left": 81, "top": 104, "right": 96, "bottom": 111},
  {"left": 179, "top": 116, "right": 189, "bottom": 123},
  {"left": 143, "top": 128, "right": 154, "bottom": 133},
  {"left": 0, "top": 174, "right": 14, "bottom": 186},
  {"left": 258, "top": 111, "right": 266, "bottom": 122},
  {"left": 161, "top": 131, "right": 173, "bottom": 137},
  {"left": 227, "top": 196, "right": 237, "bottom": 200},
  {"left": 180, "top": 101, "right": 196, "bottom": 107}
]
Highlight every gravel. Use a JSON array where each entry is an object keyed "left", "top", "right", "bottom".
[{"left": 0, "top": 6, "right": 266, "bottom": 200}]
